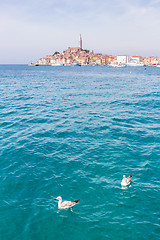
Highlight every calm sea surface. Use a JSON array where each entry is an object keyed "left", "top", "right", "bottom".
[{"left": 0, "top": 64, "right": 160, "bottom": 240}]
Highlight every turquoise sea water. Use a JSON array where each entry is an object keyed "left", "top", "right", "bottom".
[{"left": 0, "top": 64, "right": 160, "bottom": 240}]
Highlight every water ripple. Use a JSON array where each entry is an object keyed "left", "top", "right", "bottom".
[{"left": 0, "top": 65, "right": 160, "bottom": 240}]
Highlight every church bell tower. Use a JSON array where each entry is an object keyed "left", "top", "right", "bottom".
[{"left": 79, "top": 34, "right": 82, "bottom": 49}]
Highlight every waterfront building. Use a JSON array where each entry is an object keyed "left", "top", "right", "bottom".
[
  {"left": 143, "top": 56, "right": 151, "bottom": 66},
  {"left": 150, "top": 56, "right": 160, "bottom": 65},
  {"left": 143, "top": 56, "right": 160, "bottom": 66},
  {"left": 117, "top": 55, "right": 132, "bottom": 64},
  {"left": 132, "top": 56, "right": 143, "bottom": 64},
  {"left": 101, "top": 55, "right": 110, "bottom": 65},
  {"left": 77, "top": 56, "right": 89, "bottom": 65}
]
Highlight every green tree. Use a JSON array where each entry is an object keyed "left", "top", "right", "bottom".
[
  {"left": 53, "top": 51, "right": 60, "bottom": 56},
  {"left": 83, "top": 49, "right": 90, "bottom": 53}
]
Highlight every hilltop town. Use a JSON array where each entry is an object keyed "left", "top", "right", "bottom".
[{"left": 36, "top": 35, "right": 160, "bottom": 67}]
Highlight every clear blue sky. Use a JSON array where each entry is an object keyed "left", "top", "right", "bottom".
[{"left": 0, "top": 0, "right": 160, "bottom": 63}]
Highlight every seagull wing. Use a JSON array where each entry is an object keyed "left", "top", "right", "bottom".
[
  {"left": 61, "top": 199, "right": 80, "bottom": 208},
  {"left": 71, "top": 199, "right": 80, "bottom": 204},
  {"left": 126, "top": 174, "right": 132, "bottom": 184}
]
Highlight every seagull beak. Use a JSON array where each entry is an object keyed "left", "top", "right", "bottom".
[{"left": 54, "top": 198, "right": 57, "bottom": 200}]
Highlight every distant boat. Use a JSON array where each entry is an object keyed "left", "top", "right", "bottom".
[
  {"left": 51, "top": 63, "right": 63, "bottom": 66},
  {"left": 91, "top": 63, "right": 98, "bottom": 66},
  {"left": 127, "top": 62, "right": 144, "bottom": 66},
  {"left": 108, "top": 63, "right": 126, "bottom": 67},
  {"left": 28, "top": 62, "right": 40, "bottom": 66},
  {"left": 72, "top": 61, "right": 81, "bottom": 66},
  {"left": 28, "top": 62, "right": 35, "bottom": 66}
]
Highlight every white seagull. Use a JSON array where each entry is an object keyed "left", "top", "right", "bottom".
[
  {"left": 54, "top": 196, "right": 80, "bottom": 209},
  {"left": 121, "top": 174, "right": 132, "bottom": 186}
]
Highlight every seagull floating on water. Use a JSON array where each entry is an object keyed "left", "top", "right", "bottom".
[
  {"left": 121, "top": 174, "right": 132, "bottom": 186},
  {"left": 54, "top": 196, "right": 80, "bottom": 209}
]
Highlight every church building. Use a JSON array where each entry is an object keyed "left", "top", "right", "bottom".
[{"left": 66, "top": 35, "right": 83, "bottom": 53}]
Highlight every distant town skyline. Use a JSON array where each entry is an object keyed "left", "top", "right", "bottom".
[
  {"left": 36, "top": 40, "right": 160, "bottom": 67},
  {"left": 1, "top": 0, "right": 160, "bottom": 64}
]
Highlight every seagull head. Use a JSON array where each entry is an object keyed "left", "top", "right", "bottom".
[
  {"left": 123, "top": 175, "right": 126, "bottom": 178},
  {"left": 54, "top": 196, "right": 62, "bottom": 201}
]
